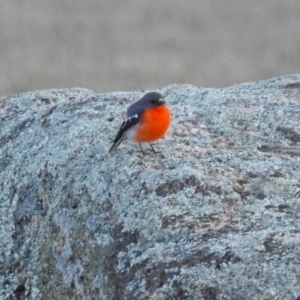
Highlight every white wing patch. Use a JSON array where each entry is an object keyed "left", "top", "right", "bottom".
[{"left": 121, "top": 114, "right": 138, "bottom": 129}]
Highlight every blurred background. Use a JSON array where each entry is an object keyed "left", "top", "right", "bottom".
[{"left": 1, "top": 1, "right": 300, "bottom": 97}]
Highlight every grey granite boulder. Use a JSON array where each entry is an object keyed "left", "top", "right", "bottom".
[{"left": 1, "top": 75, "right": 300, "bottom": 299}]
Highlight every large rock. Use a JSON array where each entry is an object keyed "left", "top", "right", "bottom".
[{"left": 1, "top": 75, "right": 300, "bottom": 299}]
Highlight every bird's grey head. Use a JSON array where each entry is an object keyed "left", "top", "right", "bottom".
[{"left": 139, "top": 92, "right": 165, "bottom": 107}]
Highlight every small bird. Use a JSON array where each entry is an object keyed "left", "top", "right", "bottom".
[{"left": 109, "top": 92, "right": 171, "bottom": 154}]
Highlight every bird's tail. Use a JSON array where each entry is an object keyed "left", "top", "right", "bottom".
[{"left": 108, "top": 136, "right": 126, "bottom": 153}]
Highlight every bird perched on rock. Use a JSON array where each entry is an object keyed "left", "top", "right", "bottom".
[{"left": 109, "top": 92, "right": 171, "bottom": 154}]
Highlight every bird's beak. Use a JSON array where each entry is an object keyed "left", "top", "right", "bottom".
[{"left": 159, "top": 98, "right": 165, "bottom": 104}]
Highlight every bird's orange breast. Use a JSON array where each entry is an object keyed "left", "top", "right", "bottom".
[{"left": 134, "top": 106, "right": 170, "bottom": 142}]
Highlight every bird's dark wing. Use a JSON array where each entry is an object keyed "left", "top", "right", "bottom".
[
  {"left": 114, "top": 113, "right": 140, "bottom": 142},
  {"left": 108, "top": 111, "right": 142, "bottom": 152}
]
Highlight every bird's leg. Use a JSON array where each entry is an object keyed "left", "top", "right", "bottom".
[
  {"left": 149, "top": 143, "right": 160, "bottom": 153},
  {"left": 139, "top": 143, "right": 146, "bottom": 155}
]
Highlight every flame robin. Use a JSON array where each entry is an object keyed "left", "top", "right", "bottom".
[{"left": 109, "top": 92, "right": 171, "bottom": 154}]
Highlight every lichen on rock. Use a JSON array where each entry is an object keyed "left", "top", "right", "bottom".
[{"left": 1, "top": 75, "right": 300, "bottom": 299}]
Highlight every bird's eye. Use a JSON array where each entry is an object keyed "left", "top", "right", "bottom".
[{"left": 150, "top": 100, "right": 157, "bottom": 104}]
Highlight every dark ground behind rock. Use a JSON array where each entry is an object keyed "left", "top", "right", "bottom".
[
  {"left": 1, "top": 1, "right": 300, "bottom": 96},
  {"left": 1, "top": 75, "right": 300, "bottom": 299}
]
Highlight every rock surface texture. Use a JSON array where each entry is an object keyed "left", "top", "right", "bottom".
[{"left": 1, "top": 75, "right": 300, "bottom": 299}]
